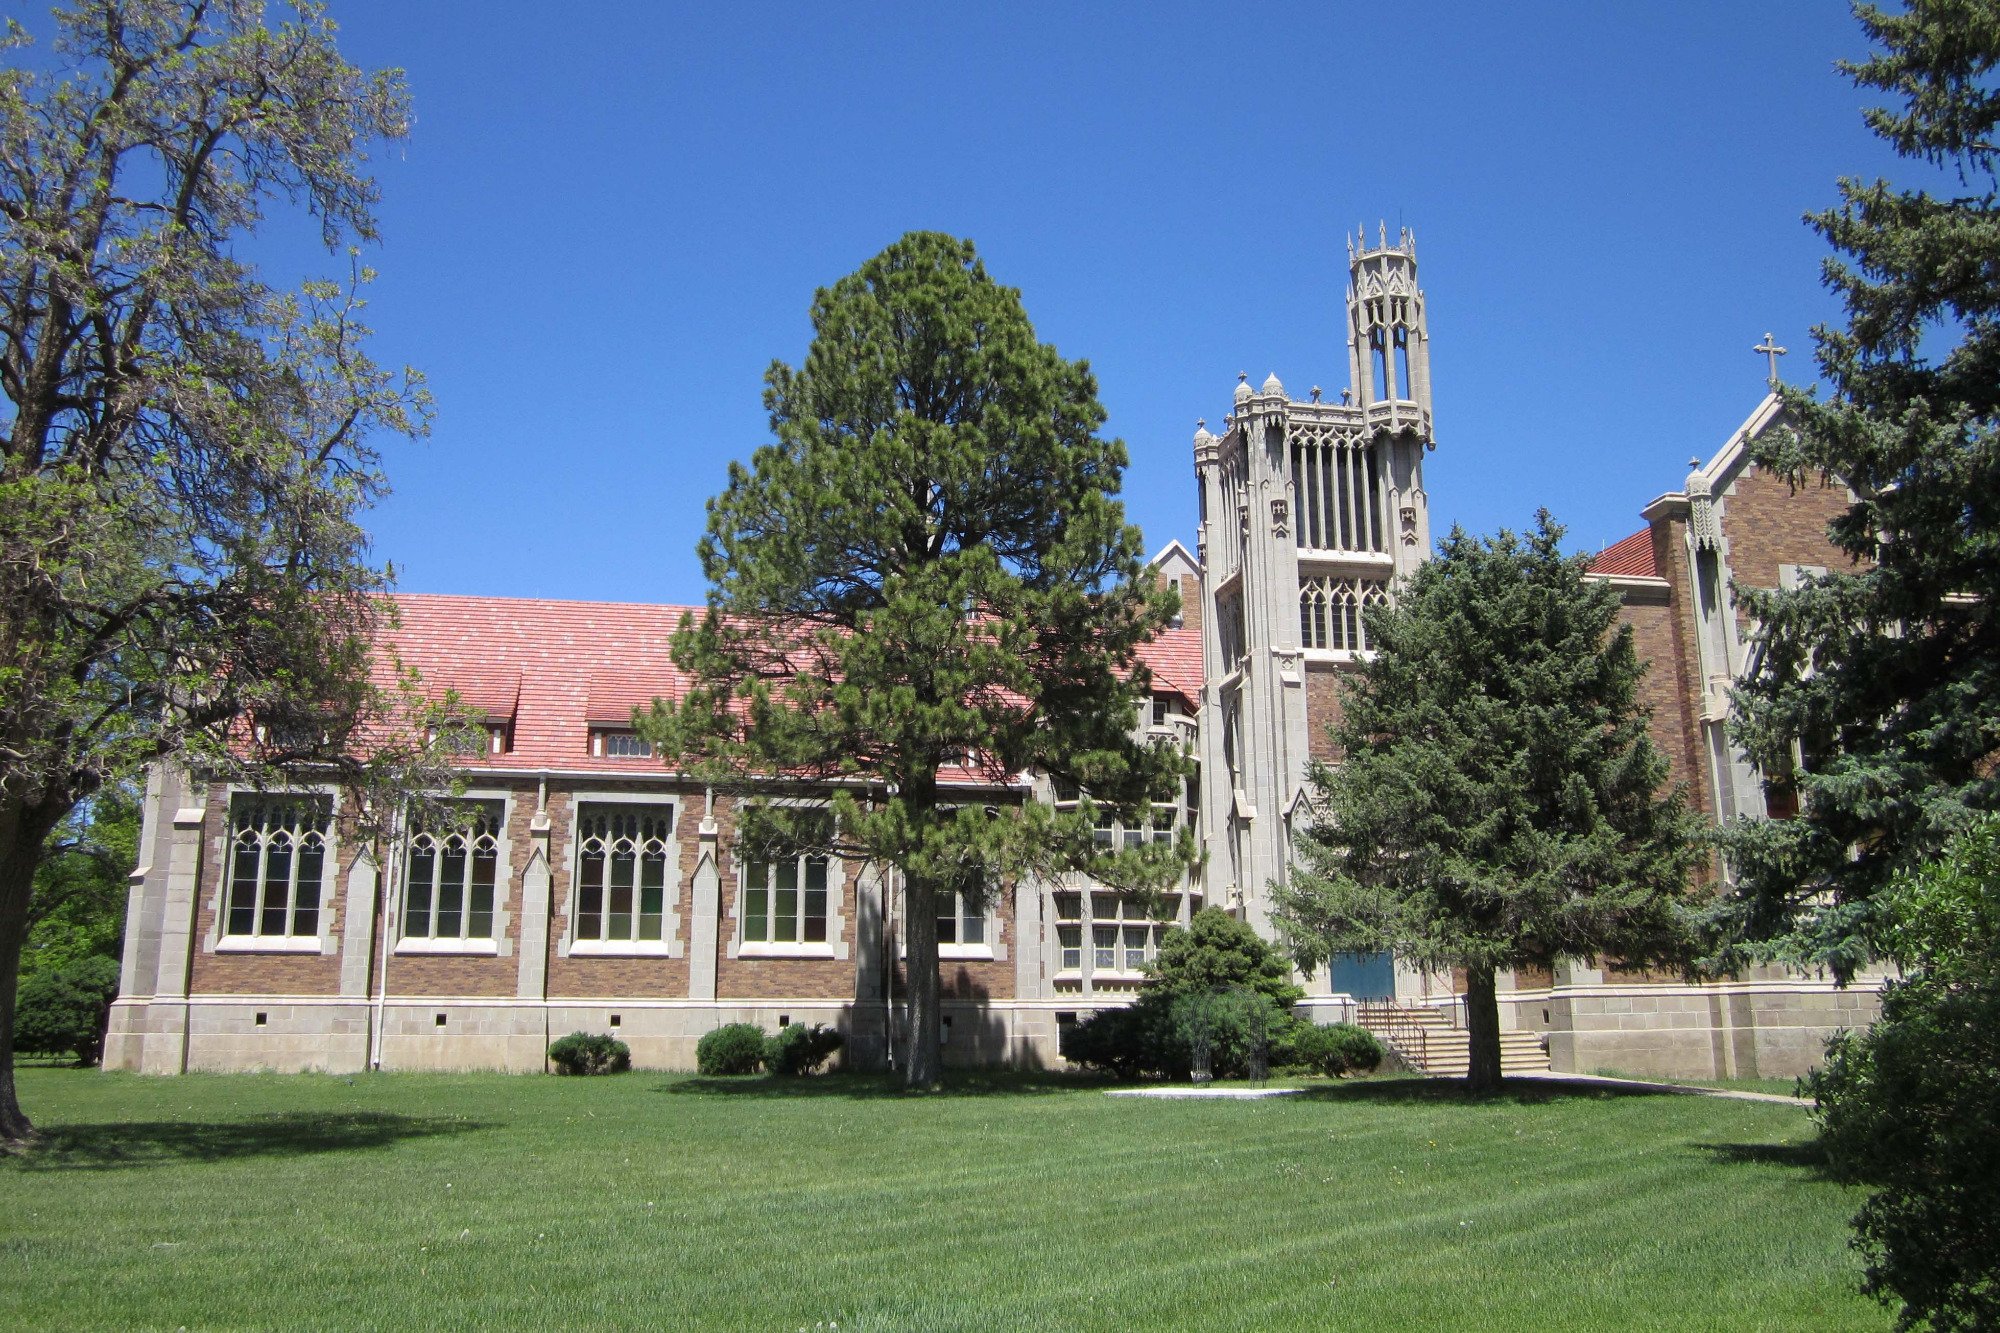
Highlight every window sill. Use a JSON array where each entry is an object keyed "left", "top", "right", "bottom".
[
  {"left": 215, "top": 936, "right": 326, "bottom": 954},
  {"left": 939, "top": 945, "right": 995, "bottom": 961},
  {"left": 395, "top": 939, "right": 500, "bottom": 956},
  {"left": 569, "top": 940, "right": 675, "bottom": 957},
  {"left": 738, "top": 943, "right": 836, "bottom": 959}
]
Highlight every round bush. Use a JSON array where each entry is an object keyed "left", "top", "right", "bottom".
[
  {"left": 696, "top": 1022, "right": 768, "bottom": 1075},
  {"left": 548, "top": 1031, "right": 631, "bottom": 1075}
]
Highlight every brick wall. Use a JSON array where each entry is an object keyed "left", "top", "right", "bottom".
[
  {"left": 1640, "top": 516, "right": 1712, "bottom": 817},
  {"left": 1722, "top": 465, "right": 1853, "bottom": 595},
  {"left": 1178, "top": 570, "right": 1204, "bottom": 646},
  {"left": 1303, "top": 663, "right": 1349, "bottom": 762}
]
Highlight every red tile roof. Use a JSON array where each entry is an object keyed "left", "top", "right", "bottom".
[
  {"left": 379, "top": 594, "right": 1205, "bottom": 778},
  {"left": 1137, "top": 624, "right": 1202, "bottom": 706},
  {"left": 1588, "top": 530, "right": 1658, "bottom": 579}
]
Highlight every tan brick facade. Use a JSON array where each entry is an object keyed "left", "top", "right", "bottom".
[{"left": 111, "top": 764, "right": 1056, "bottom": 1074}]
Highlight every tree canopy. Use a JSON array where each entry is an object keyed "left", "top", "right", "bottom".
[
  {"left": 0, "top": 0, "right": 440, "bottom": 1144},
  {"left": 1716, "top": 0, "right": 2000, "bottom": 978},
  {"left": 1273, "top": 514, "right": 1705, "bottom": 1089},
  {"left": 646, "top": 231, "right": 1189, "bottom": 1088}
]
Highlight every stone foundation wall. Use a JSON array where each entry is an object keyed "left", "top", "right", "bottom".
[
  {"left": 1506, "top": 980, "right": 1884, "bottom": 1081},
  {"left": 106, "top": 995, "right": 1078, "bottom": 1075}
]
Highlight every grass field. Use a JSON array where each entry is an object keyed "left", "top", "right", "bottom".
[{"left": 3, "top": 1067, "right": 1884, "bottom": 1332}]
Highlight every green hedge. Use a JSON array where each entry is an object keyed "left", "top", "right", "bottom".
[{"left": 548, "top": 1031, "right": 631, "bottom": 1075}]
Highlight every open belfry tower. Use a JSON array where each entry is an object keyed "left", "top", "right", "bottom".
[{"left": 1192, "top": 225, "right": 1435, "bottom": 997}]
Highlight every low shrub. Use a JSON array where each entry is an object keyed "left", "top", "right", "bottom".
[
  {"left": 548, "top": 1030, "right": 631, "bottom": 1075},
  {"left": 1065, "top": 987, "right": 1301, "bottom": 1082},
  {"left": 696, "top": 1022, "right": 768, "bottom": 1075},
  {"left": 765, "top": 1022, "right": 844, "bottom": 1076},
  {"left": 1289, "top": 1022, "right": 1383, "bottom": 1077}
]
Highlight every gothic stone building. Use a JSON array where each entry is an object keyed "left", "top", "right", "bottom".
[{"left": 105, "top": 230, "right": 1881, "bottom": 1081}]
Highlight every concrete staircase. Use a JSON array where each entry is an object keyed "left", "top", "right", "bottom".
[{"left": 1356, "top": 1003, "right": 1550, "bottom": 1078}]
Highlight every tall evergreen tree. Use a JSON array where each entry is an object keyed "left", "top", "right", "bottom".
[
  {"left": 1715, "top": 0, "right": 2000, "bottom": 977},
  {"left": 646, "top": 232, "right": 1189, "bottom": 1089},
  {"left": 1273, "top": 515, "right": 1705, "bottom": 1091}
]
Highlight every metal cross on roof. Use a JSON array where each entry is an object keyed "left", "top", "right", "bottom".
[{"left": 1753, "top": 332, "right": 1788, "bottom": 383}]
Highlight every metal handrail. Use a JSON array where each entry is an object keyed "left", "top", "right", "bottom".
[{"left": 1357, "top": 1000, "right": 1432, "bottom": 1072}]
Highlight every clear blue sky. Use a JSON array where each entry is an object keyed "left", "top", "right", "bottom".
[{"left": 147, "top": 3, "right": 1920, "bottom": 602}]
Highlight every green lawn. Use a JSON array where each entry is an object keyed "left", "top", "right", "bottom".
[{"left": 3, "top": 1068, "right": 1884, "bottom": 1332}]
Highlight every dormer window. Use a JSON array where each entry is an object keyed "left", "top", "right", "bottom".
[
  {"left": 430, "top": 723, "right": 509, "bottom": 756},
  {"left": 593, "top": 730, "right": 655, "bottom": 759}
]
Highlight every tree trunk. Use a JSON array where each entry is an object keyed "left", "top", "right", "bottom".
[
  {"left": 902, "top": 876, "right": 942, "bottom": 1090},
  {"left": 1464, "top": 962, "right": 1503, "bottom": 1093},
  {"left": 1, "top": 798, "right": 51, "bottom": 1146}
]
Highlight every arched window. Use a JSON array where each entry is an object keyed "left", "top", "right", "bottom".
[{"left": 1333, "top": 583, "right": 1360, "bottom": 651}]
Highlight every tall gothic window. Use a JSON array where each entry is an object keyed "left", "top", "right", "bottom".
[
  {"left": 744, "top": 850, "right": 829, "bottom": 945},
  {"left": 574, "top": 804, "right": 675, "bottom": 942},
  {"left": 225, "top": 795, "right": 333, "bottom": 938},
  {"left": 403, "top": 801, "right": 503, "bottom": 941},
  {"left": 1290, "top": 435, "right": 1384, "bottom": 553},
  {"left": 1300, "top": 577, "right": 1390, "bottom": 652}
]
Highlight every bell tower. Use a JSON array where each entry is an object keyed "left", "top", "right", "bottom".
[
  {"left": 1349, "top": 224, "right": 1433, "bottom": 428},
  {"left": 1191, "top": 224, "right": 1438, "bottom": 998}
]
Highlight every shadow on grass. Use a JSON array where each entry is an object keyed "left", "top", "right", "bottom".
[
  {"left": 1286, "top": 1075, "right": 1685, "bottom": 1106},
  {"left": 658, "top": 1070, "right": 1119, "bottom": 1099},
  {"left": 656, "top": 1070, "right": 1687, "bottom": 1104},
  {"left": 1692, "top": 1139, "right": 1833, "bottom": 1176},
  {"left": 13, "top": 1112, "right": 490, "bottom": 1171}
]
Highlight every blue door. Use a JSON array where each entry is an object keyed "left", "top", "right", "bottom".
[{"left": 1329, "top": 951, "right": 1395, "bottom": 1000}]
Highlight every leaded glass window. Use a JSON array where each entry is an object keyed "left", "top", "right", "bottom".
[
  {"left": 225, "top": 795, "right": 333, "bottom": 938},
  {"left": 575, "top": 804, "right": 675, "bottom": 942},
  {"left": 743, "top": 852, "right": 829, "bottom": 945},
  {"left": 403, "top": 801, "right": 503, "bottom": 940},
  {"left": 937, "top": 891, "right": 986, "bottom": 947}
]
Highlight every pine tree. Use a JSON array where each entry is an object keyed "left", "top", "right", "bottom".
[
  {"left": 646, "top": 232, "right": 1190, "bottom": 1089},
  {"left": 1715, "top": 1, "right": 2000, "bottom": 977},
  {"left": 1273, "top": 514, "right": 1705, "bottom": 1091}
]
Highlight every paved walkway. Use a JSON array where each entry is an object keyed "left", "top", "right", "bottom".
[{"left": 1509, "top": 1071, "right": 1811, "bottom": 1105}]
